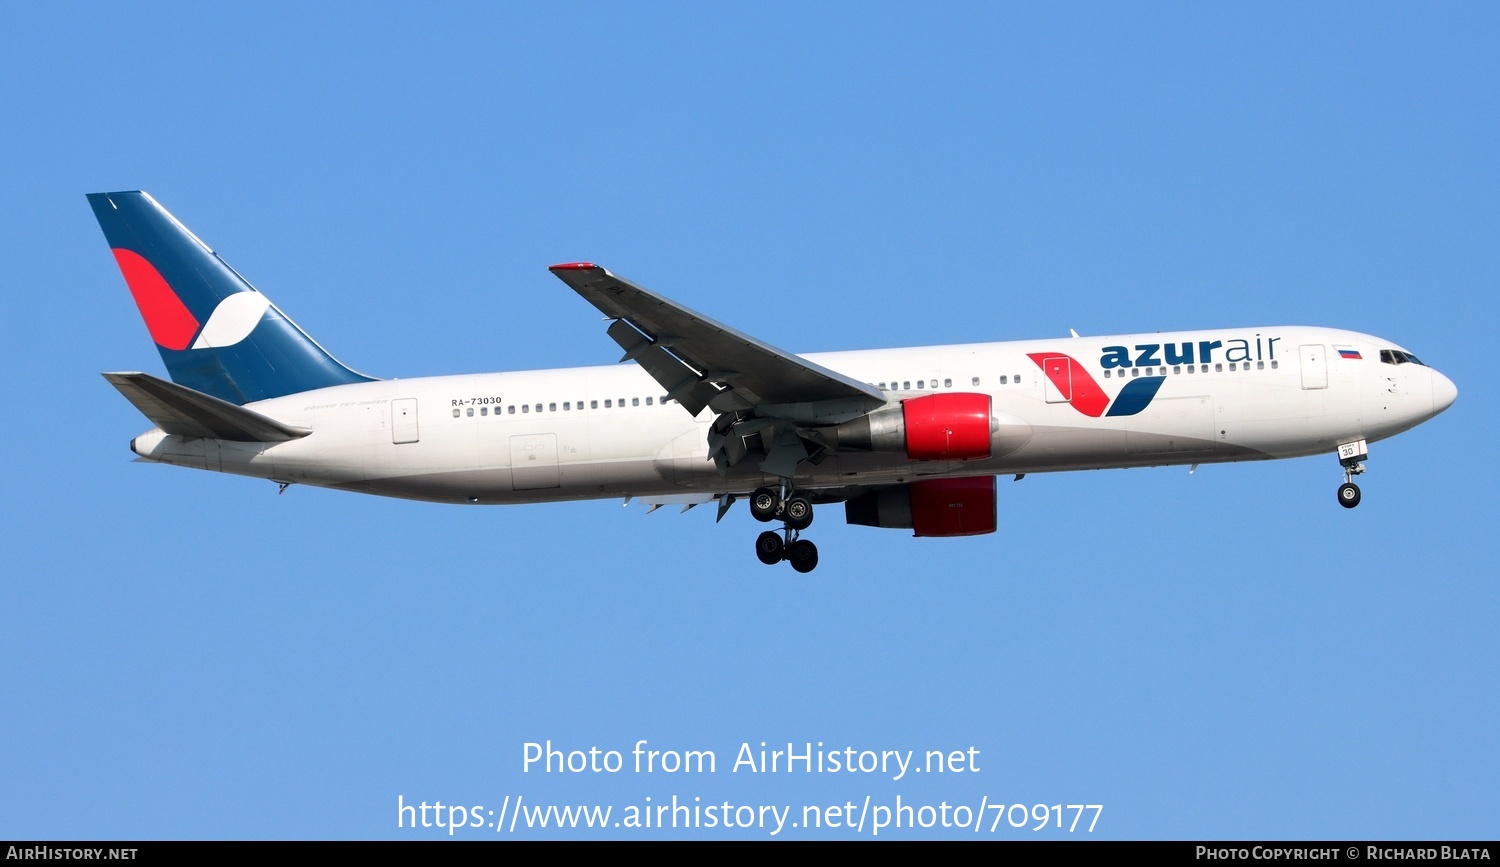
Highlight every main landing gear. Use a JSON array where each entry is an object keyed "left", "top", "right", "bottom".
[
  {"left": 1336, "top": 440, "right": 1368, "bottom": 509},
  {"left": 750, "top": 485, "right": 819, "bottom": 572}
]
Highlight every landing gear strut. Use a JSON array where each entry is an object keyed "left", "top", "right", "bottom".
[
  {"left": 748, "top": 484, "right": 819, "bottom": 571},
  {"left": 1336, "top": 440, "right": 1367, "bottom": 509}
]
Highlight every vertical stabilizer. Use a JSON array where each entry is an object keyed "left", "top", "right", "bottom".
[{"left": 88, "top": 191, "right": 374, "bottom": 404}]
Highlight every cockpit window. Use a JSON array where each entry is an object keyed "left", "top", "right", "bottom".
[{"left": 1380, "top": 349, "right": 1426, "bottom": 366}]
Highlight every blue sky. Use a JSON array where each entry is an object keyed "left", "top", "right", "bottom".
[{"left": 2, "top": 3, "right": 1495, "bottom": 839}]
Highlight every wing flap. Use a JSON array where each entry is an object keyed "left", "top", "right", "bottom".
[
  {"left": 103, "top": 371, "right": 311, "bottom": 442},
  {"left": 604, "top": 319, "right": 721, "bottom": 416}
]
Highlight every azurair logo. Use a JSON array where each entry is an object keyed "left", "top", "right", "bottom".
[
  {"left": 1099, "top": 337, "right": 1280, "bottom": 369},
  {"left": 1027, "top": 352, "right": 1165, "bottom": 418}
]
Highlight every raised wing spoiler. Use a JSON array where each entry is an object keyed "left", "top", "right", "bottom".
[{"left": 548, "top": 263, "right": 884, "bottom": 417}]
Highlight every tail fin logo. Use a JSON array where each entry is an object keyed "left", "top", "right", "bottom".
[
  {"left": 111, "top": 248, "right": 269, "bottom": 351},
  {"left": 1027, "top": 352, "right": 1165, "bottom": 418},
  {"left": 92, "top": 190, "right": 375, "bottom": 405}
]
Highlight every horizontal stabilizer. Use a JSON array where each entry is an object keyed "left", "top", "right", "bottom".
[{"left": 103, "top": 372, "right": 311, "bottom": 442}]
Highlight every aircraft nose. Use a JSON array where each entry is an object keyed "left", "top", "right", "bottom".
[{"left": 1432, "top": 370, "right": 1458, "bottom": 415}]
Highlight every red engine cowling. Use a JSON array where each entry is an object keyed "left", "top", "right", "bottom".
[
  {"left": 902, "top": 393, "right": 992, "bottom": 461},
  {"left": 911, "top": 476, "right": 996, "bottom": 536},
  {"left": 844, "top": 476, "right": 997, "bottom": 537}
]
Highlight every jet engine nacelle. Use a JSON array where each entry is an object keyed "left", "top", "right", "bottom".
[
  {"left": 844, "top": 476, "right": 997, "bottom": 536},
  {"left": 828, "top": 392, "right": 996, "bottom": 461}
]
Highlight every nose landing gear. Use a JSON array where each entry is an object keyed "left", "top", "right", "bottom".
[
  {"left": 749, "top": 485, "right": 819, "bottom": 572},
  {"left": 1336, "top": 440, "right": 1368, "bottom": 509}
]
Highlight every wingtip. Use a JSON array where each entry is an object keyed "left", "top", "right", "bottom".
[{"left": 549, "top": 261, "right": 599, "bottom": 271}]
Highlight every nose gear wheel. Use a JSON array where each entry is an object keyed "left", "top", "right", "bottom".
[{"left": 1336, "top": 445, "right": 1367, "bottom": 509}]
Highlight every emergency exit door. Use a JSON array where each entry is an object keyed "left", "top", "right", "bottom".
[
  {"left": 1299, "top": 345, "right": 1327, "bottom": 390},
  {"left": 392, "top": 398, "right": 419, "bottom": 444}
]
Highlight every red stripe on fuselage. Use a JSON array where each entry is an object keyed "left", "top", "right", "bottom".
[
  {"left": 111, "top": 248, "right": 199, "bottom": 351},
  {"left": 1027, "top": 352, "right": 1109, "bottom": 417}
]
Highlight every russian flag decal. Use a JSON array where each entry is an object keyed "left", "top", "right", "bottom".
[{"left": 1337, "top": 347, "right": 1362, "bottom": 360}]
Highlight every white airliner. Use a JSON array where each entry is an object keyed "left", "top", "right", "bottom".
[{"left": 92, "top": 191, "right": 1457, "bottom": 572}]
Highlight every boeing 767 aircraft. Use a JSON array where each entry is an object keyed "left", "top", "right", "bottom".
[{"left": 91, "top": 191, "right": 1457, "bottom": 572}]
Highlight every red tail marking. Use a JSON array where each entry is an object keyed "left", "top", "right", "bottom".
[{"left": 111, "top": 249, "right": 199, "bottom": 351}]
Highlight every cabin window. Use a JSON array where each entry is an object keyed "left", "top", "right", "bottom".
[
  {"left": 632, "top": 397, "right": 640, "bottom": 406},
  {"left": 646, "top": 397, "right": 653, "bottom": 405},
  {"left": 534, "top": 404, "right": 542, "bottom": 413},
  {"left": 944, "top": 378, "right": 951, "bottom": 387},
  {"left": 604, "top": 399, "right": 612, "bottom": 408},
  {"left": 522, "top": 405, "right": 529, "bottom": 413},
  {"left": 480, "top": 406, "right": 488, "bottom": 416},
  {"left": 547, "top": 402, "right": 555, "bottom": 412},
  {"left": 563, "top": 402, "right": 570, "bottom": 411},
  {"left": 1271, "top": 360, "right": 1279, "bottom": 369},
  {"left": 452, "top": 409, "right": 460, "bottom": 418},
  {"left": 1130, "top": 368, "right": 1139, "bottom": 378},
  {"left": 1000, "top": 375, "right": 1008, "bottom": 385},
  {"left": 1215, "top": 364, "right": 1223, "bottom": 372},
  {"left": 903, "top": 381, "right": 910, "bottom": 389},
  {"left": 1229, "top": 362, "right": 1237, "bottom": 371},
  {"left": 466, "top": 407, "right": 473, "bottom": 417},
  {"left": 1256, "top": 361, "right": 1264, "bottom": 370},
  {"left": 971, "top": 377, "right": 979, "bottom": 386},
  {"left": 916, "top": 380, "right": 924, "bottom": 390}
]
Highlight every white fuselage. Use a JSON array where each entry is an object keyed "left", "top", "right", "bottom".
[{"left": 128, "top": 326, "right": 1456, "bottom": 504}]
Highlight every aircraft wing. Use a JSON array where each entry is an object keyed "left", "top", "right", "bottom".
[{"left": 549, "top": 263, "right": 885, "bottom": 417}]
